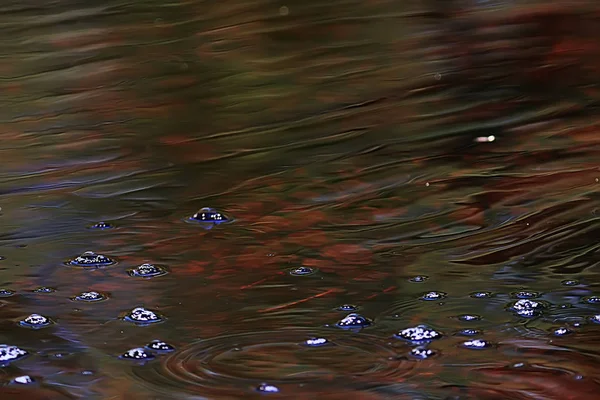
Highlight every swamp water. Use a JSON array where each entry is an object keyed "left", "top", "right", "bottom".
[{"left": 1, "top": 0, "right": 600, "bottom": 398}]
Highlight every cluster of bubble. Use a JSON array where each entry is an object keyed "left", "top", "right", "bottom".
[{"left": 0, "top": 207, "right": 230, "bottom": 372}]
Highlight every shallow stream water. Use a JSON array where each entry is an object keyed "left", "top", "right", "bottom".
[{"left": 1, "top": 0, "right": 600, "bottom": 399}]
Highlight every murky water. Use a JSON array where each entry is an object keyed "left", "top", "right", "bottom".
[{"left": 1, "top": 0, "right": 600, "bottom": 398}]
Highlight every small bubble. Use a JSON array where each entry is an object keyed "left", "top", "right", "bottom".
[
  {"left": 395, "top": 325, "right": 442, "bottom": 344},
  {"left": 73, "top": 291, "right": 108, "bottom": 302},
  {"left": 434, "top": 73, "right": 441, "bottom": 80},
  {"left": 461, "top": 339, "right": 491, "bottom": 350},
  {"left": 145, "top": 340, "right": 175, "bottom": 352},
  {"left": 127, "top": 263, "right": 168, "bottom": 278},
  {"left": 458, "top": 314, "right": 481, "bottom": 322},
  {"left": 470, "top": 291, "right": 492, "bottom": 298},
  {"left": 409, "top": 347, "right": 436, "bottom": 359},
  {"left": 0, "top": 288, "right": 15, "bottom": 297},
  {"left": 303, "top": 337, "right": 330, "bottom": 347},
  {"left": 589, "top": 315, "right": 600, "bottom": 324},
  {"left": 0, "top": 344, "right": 28, "bottom": 364},
  {"left": 124, "top": 307, "right": 164, "bottom": 325},
  {"left": 88, "top": 221, "right": 114, "bottom": 230},
  {"left": 33, "top": 287, "right": 55, "bottom": 293},
  {"left": 553, "top": 327, "right": 573, "bottom": 336},
  {"left": 511, "top": 291, "right": 540, "bottom": 299},
  {"left": 188, "top": 207, "right": 229, "bottom": 226},
  {"left": 457, "top": 328, "right": 481, "bottom": 336},
  {"left": 19, "top": 313, "right": 53, "bottom": 329},
  {"left": 335, "top": 313, "right": 372, "bottom": 329},
  {"left": 336, "top": 304, "right": 358, "bottom": 312},
  {"left": 289, "top": 266, "right": 316, "bottom": 276},
  {"left": 507, "top": 299, "right": 545, "bottom": 318},
  {"left": 120, "top": 348, "right": 155, "bottom": 361},
  {"left": 582, "top": 296, "right": 600, "bottom": 304},
  {"left": 279, "top": 6, "right": 289, "bottom": 16},
  {"left": 421, "top": 291, "right": 447, "bottom": 301},
  {"left": 68, "top": 251, "right": 115, "bottom": 267},
  {"left": 257, "top": 382, "right": 280, "bottom": 393},
  {"left": 409, "top": 275, "right": 429, "bottom": 283},
  {"left": 13, "top": 375, "right": 33, "bottom": 385},
  {"left": 561, "top": 279, "right": 580, "bottom": 286}
]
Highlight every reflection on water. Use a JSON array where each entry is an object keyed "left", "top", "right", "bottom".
[{"left": 1, "top": 0, "right": 600, "bottom": 398}]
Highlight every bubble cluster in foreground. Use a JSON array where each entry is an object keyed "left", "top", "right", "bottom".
[
  {"left": 69, "top": 251, "right": 115, "bottom": 267},
  {"left": 127, "top": 263, "right": 168, "bottom": 278},
  {"left": 335, "top": 313, "right": 372, "bottom": 329}
]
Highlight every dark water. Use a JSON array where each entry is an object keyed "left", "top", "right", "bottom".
[{"left": 1, "top": 0, "right": 600, "bottom": 398}]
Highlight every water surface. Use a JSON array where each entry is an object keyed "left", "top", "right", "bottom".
[{"left": 1, "top": 0, "right": 600, "bottom": 398}]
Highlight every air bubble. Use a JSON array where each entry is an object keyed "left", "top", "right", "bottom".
[
  {"left": 187, "top": 207, "right": 230, "bottom": 226},
  {"left": 256, "top": 383, "right": 279, "bottom": 393},
  {"left": 457, "top": 328, "right": 481, "bottom": 336},
  {"left": 458, "top": 314, "right": 481, "bottom": 322},
  {"left": 409, "top": 347, "right": 436, "bottom": 359},
  {"left": 68, "top": 251, "right": 115, "bottom": 267},
  {"left": 146, "top": 340, "right": 175, "bottom": 352},
  {"left": 303, "top": 337, "right": 330, "bottom": 347},
  {"left": 561, "top": 280, "right": 580, "bottom": 286},
  {"left": 127, "top": 263, "right": 168, "bottom": 278},
  {"left": 582, "top": 296, "right": 600, "bottom": 304},
  {"left": 120, "top": 348, "right": 155, "bottom": 360},
  {"left": 0, "top": 344, "right": 28, "bottom": 364},
  {"left": 124, "top": 307, "right": 164, "bottom": 325},
  {"left": 461, "top": 339, "right": 491, "bottom": 349},
  {"left": 19, "top": 313, "right": 53, "bottom": 329},
  {"left": 511, "top": 291, "right": 540, "bottom": 299},
  {"left": 421, "top": 291, "right": 447, "bottom": 301},
  {"left": 336, "top": 304, "right": 358, "bottom": 312},
  {"left": 33, "top": 287, "right": 55, "bottom": 293},
  {"left": 289, "top": 266, "right": 316, "bottom": 276},
  {"left": 89, "top": 221, "right": 114, "bottom": 230},
  {"left": 507, "top": 299, "right": 545, "bottom": 318},
  {"left": 553, "top": 327, "right": 573, "bottom": 336},
  {"left": 409, "top": 275, "right": 429, "bottom": 283},
  {"left": 0, "top": 288, "right": 15, "bottom": 297},
  {"left": 470, "top": 291, "right": 492, "bottom": 298},
  {"left": 335, "top": 313, "right": 372, "bottom": 329},
  {"left": 73, "top": 291, "right": 108, "bottom": 302},
  {"left": 394, "top": 325, "right": 442, "bottom": 344}
]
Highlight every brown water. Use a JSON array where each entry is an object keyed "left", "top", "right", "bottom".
[{"left": 1, "top": 0, "right": 600, "bottom": 398}]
